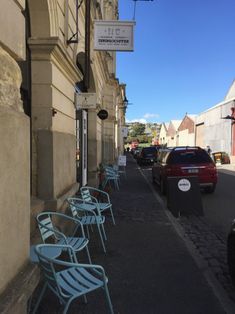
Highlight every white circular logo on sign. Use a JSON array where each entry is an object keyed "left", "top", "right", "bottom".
[{"left": 178, "top": 179, "right": 191, "bottom": 192}]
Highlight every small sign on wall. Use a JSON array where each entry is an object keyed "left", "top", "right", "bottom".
[
  {"left": 118, "top": 155, "right": 126, "bottom": 166},
  {"left": 75, "top": 93, "right": 97, "bottom": 109},
  {"left": 121, "top": 127, "right": 128, "bottom": 137}
]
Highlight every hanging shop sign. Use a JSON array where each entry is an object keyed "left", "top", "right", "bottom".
[
  {"left": 75, "top": 92, "right": 97, "bottom": 109},
  {"left": 118, "top": 155, "right": 126, "bottom": 166},
  {"left": 94, "top": 20, "right": 135, "bottom": 51},
  {"left": 121, "top": 126, "right": 128, "bottom": 137},
  {"left": 97, "top": 109, "right": 108, "bottom": 120}
]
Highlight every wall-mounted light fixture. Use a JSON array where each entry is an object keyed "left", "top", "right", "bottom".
[{"left": 52, "top": 108, "right": 57, "bottom": 117}]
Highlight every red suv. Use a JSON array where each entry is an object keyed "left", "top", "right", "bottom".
[{"left": 152, "top": 146, "right": 218, "bottom": 194}]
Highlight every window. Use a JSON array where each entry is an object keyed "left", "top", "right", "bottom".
[{"left": 168, "top": 150, "right": 212, "bottom": 164}]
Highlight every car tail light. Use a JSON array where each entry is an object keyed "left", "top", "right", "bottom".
[
  {"left": 207, "top": 164, "right": 217, "bottom": 175},
  {"left": 166, "top": 165, "right": 182, "bottom": 176}
]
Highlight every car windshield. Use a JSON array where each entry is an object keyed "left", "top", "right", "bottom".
[{"left": 168, "top": 150, "right": 212, "bottom": 164}]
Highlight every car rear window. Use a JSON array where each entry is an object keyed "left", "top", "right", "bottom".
[
  {"left": 167, "top": 150, "right": 212, "bottom": 164},
  {"left": 142, "top": 147, "right": 156, "bottom": 154}
]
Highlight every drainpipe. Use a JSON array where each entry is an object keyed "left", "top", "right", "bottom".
[{"left": 84, "top": 0, "right": 90, "bottom": 92}]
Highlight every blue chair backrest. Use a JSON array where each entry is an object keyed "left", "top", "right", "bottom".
[
  {"left": 81, "top": 188, "right": 92, "bottom": 202},
  {"left": 37, "top": 213, "right": 55, "bottom": 243},
  {"left": 35, "top": 245, "right": 65, "bottom": 298},
  {"left": 67, "top": 198, "right": 84, "bottom": 219}
]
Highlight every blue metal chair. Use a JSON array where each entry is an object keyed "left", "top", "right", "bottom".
[
  {"left": 113, "top": 164, "right": 127, "bottom": 179},
  {"left": 102, "top": 165, "right": 120, "bottom": 191},
  {"left": 32, "top": 244, "right": 114, "bottom": 314},
  {"left": 80, "top": 186, "right": 115, "bottom": 225},
  {"left": 36, "top": 211, "right": 91, "bottom": 263},
  {"left": 67, "top": 197, "right": 107, "bottom": 253}
]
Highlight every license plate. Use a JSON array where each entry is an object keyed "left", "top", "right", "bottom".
[{"left": 188, "top": 169, "right": 198, "bottom": 173}]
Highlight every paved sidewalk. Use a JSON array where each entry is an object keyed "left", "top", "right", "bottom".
[
  {"left": 33, "top": 153, "right": 228, "bottom": 314},
  {"left": 217, "top": 163, "right": 235, "bottom": 175}
]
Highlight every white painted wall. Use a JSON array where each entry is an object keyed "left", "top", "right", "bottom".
[{"left": 195, "top": 100, "right": 234, "bottom": 153}]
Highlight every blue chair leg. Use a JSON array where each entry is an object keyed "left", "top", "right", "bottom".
[
  {"left": 101, "top": 223, "right": 107, "bottom": 241},
  {"left": 97, "top": 224, "right": 106, "bottom": 253},
  {"left": 63, "top": 299, "right": 73, "bottom": 314},
  {"left": 115, "top": 179, "right": 119, "bottom": 190},
  {"left": 32, "top": 283, "right": 47, "bottom": 314},
  {"left": 104, "top": 285, "right": 114, "bottom": 314},
  {"left": 110, "top": 206, "right": 115, "bottom": 225},
  {"left": 85, "top": 225, "right": 90, "bottom": 238},
  {"left": 85, "top": 245, "right": 92, "bottom": 264}
]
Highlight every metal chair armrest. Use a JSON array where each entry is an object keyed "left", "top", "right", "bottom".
[{"left": 36, "top": 244, "right": 106, "bottom": 276}]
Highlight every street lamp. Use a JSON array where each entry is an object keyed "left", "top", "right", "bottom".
[{"left": 123, "top": 96, "right": 129, "bottom": 109}]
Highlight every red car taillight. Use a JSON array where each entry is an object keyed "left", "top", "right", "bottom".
[
  {"left": 165, "top": 165, "right": 182, "bottom": 176},
  {"left": 207, "top": 164, "right": 217, "bottom": 176}
]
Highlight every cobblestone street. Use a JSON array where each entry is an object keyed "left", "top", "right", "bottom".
[{"left": 177, "top": 214, "right": 235, "bottom": 303}]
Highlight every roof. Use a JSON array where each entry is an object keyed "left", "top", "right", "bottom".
[
  {"left": 186, "top": 114, "right": 197, "bottom": 121},
  {"left": 224, "top": 80, "right": 235, "bottom": 100},
  {"left": 170, "top": 120, "right": 181, "bottom": 130}
]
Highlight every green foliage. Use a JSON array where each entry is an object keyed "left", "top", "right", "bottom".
[
  {"left": 130, "top": 123, "right": 145, "bottom": 137},
  {"left": 126, "top": 134, "right": 152, "bottom": 144}
]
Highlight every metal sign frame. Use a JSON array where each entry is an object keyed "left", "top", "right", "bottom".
[
  {"left": 75, "top": 92, "right": 97, "bottom": 109},
  {"left": 94, "top": 20, "right": 135, "bottom": 51}
]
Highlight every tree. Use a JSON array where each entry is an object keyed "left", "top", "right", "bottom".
[{"left": 130, "top": 123, "right": 145, "bottom": 137}]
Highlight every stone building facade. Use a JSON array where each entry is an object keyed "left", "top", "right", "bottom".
[{"left": 0, "top": 0, "right": 126, "bottom": 312}]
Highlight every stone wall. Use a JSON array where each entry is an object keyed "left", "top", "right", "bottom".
[{"left": 0, "top": 47, "right": 30, "bottom": 294}]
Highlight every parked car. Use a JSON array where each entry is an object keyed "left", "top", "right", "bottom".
[
  {"left": 212, "top": 151, "right": 230, "bottom": 165},
  {"left": 137, "top": 146, "right": 158, "bottom": 165},
  {"left": 152, "top": 146, "right": 218, "bottom": 194}
]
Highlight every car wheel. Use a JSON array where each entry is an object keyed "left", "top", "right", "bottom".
[
  {"left": 160, "top": 177, "right": 166, "bottom": 195},
  {"left": 205, "top": 184, "right": 216, "bottom": 194},
  {"left": 227, "top": 232, "right": 235, "bottom": 286}
]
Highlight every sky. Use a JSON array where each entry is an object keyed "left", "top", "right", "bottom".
[{"left": 116, "top": 0, "right": 235, "bottom": 124}]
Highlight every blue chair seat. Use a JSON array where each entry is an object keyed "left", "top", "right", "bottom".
[
  {"left": 80, "top": 215, "right": 105, "bottom": 225},
  {"left": 57, "top": 266, "right": 105, "bottom": 297},
  {"left": 99, "top": 202, "right": 111, "bottom": 211},
  {"left": 58, "top": 237, "right": 89, "bottom": 252}
]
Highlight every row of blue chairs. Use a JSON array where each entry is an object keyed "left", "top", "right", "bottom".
[
  {"left": 31, "top": 186, "right": 116, "bottom": 314},
  {"left": 100, "top": 165, "right": 122, "bottom": 191}
]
